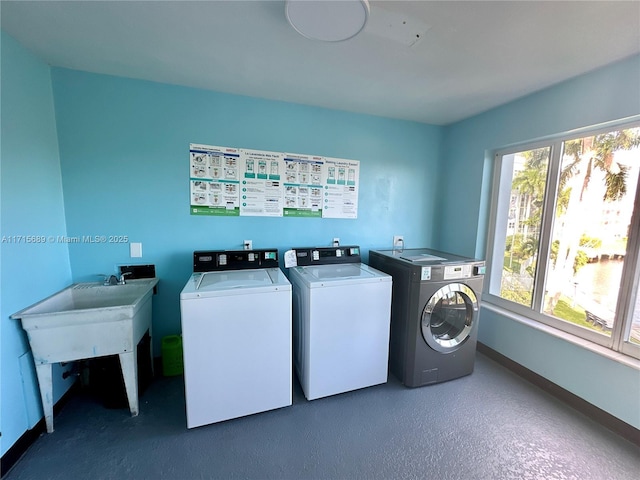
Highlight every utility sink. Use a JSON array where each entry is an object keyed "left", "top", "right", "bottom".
[
  {"left": 11, "top": 278, "right": 159, "bottom": 433},
  {"left": 15, "top": 278, "right": 158, "bottom": 324}
]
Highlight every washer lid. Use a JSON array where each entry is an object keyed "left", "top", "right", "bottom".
[
  {"left": 306, "top": 263, "right": 373, "bottom": 280},
  {"left": 198, "top": 270, "right": 273, "bottom": 290},
  {"left": 180, "top": 268, "right": 291, "bottom": 299},
  {"left": 290, "top": 263, "right": 391, "bottom": 287}
]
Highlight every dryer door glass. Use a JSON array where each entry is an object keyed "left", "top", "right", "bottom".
[{"left": 421, "top": 283, "right": 478, "bottom": 353}]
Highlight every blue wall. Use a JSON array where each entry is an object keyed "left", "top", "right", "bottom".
[
  {"left": 440, "top": 54, "right": 640, "bottom": 428},
  {"left": 0, "top": 32, "right": 74, "bottom": 456},
  {"left": 50, "top": 68, "right": 443, "bottom": 348}
]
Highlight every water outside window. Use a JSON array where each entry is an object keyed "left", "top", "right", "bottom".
[{"left": 543, "top": 133, "right": 639, "bottom": 339}]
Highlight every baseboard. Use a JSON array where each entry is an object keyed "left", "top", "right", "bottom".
[
  {"left": 476, "top": 342, "right": 640, "bottom": 447},
  {"left": 1, "top": 381, "right": 79, "bottom": 478}
]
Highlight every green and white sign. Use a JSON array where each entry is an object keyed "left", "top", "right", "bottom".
[
  {"left": 190, "top": 143, "right": 359, "bottom": 218},
  {"left": 189, "top": 144, "right": 241, "bottom": 217}
]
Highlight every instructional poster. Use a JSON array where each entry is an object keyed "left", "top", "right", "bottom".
[
  {"left": 190, "top": 144, "right": 241, "bottom": 216},
  {"left": 240, "top": 149, "right": 284, "bottom": 217},
  {"left": 283, "top": 153, "right": 324, "bottom": 218},
  {"left": 322, "top": 157, "right": 359, "bottom": 219},
  {"left": 190, "top": 143, "right": 359, "bottom": 218}
]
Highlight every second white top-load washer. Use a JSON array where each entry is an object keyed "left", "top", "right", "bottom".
[
  {"left": 180, "top": 249, "right": 291, "bottom": 429},
  {"left": 288, "top": 246, "right": 392, "bottom": 400}
]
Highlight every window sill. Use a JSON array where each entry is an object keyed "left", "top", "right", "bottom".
[{"left": 481, "top": 301, "right": 640, "bottom": 371}]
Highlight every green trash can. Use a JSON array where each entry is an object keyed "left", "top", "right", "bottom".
[{"left": 161, "top": 335, "right": 184, "bottom": 376}]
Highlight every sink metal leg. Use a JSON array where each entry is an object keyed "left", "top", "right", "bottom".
[
  {"left": 148, "top": 328, "right": 154, "bottom": 377},
  {"left": 34, "top": 363, "right": 54, "bottom": 433},
  {"left": 118, "top": 351, "right": 139, "bottom": 417}
]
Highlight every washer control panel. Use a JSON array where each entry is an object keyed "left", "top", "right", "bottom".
[
  {"left": 193, "top": 249, "right": 279, "bottom": 272},
  {"left": 293, "top": 246, "right": 361, "bottom": 266}
]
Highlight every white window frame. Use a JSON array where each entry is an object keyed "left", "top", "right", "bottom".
[{"left": 485, "top": 117, "right": 640, "bottom": 360}]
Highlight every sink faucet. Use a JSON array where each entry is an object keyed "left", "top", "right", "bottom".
[
  {"left": 101, "top": 272, "right": 132, "bottom": 286},
  {"left": 118, "top": 272, "right": 132, "bottom": 285}
]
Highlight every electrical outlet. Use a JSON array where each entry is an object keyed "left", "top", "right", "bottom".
[
  {"left": 333, "top": 237, "right": 340, "bottom": 247},
  {"left": 393, "top": 235, "right": 404, "bottom": 249},
  {"left": 244, "top": 240, "right": 252, "bottom": 250}
]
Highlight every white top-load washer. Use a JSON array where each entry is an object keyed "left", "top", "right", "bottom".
[
  {"left": 288, "top": 246, "right": 392, "bottom": 400},
  {"left": 180, "top": 249, "right": 292, "bottom": 429}
]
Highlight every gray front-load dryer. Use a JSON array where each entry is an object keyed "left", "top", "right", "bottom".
[{"left": 369, "top": 248, "right": 485, "bottom": 387}]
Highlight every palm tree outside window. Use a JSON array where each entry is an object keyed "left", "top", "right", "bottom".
[{"left": 486, "top": 122, "right": 640, "bottom": 359}]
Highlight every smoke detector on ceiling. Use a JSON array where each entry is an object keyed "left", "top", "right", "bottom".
[{"left": 285, "top": 0, "right": 370, "bottom": 42}]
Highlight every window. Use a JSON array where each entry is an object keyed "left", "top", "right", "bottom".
[{"left": 486, "top": 122, "right": 640, "bottom": 359}]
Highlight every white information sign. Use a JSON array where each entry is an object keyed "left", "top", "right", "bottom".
[
  {"left": 322, "top": 157, "right": 360, "bottom": 219},
  {"left": 240, "top": 149, "right": 284, "bottom": 217}
]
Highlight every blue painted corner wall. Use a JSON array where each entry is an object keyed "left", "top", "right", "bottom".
[{"left": 0, "top": 31, "right": 75, "bottom": 456}]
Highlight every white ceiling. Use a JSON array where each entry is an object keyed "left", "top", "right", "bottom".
[{"left": 2, "top": 0, "right": 639, "bottom": 125}]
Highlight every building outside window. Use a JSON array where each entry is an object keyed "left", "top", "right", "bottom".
[{"left": 486, "top": 122, "right": 640, "bottom": 359}]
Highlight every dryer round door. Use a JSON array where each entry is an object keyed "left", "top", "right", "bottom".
[{"left": 421, "top": 283, "right": 478, "bottom": 353}]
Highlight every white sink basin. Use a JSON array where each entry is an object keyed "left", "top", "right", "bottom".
[
  {"left": 13, "top": 278, "right": 158, "bottom": 322},
  {"left": 11, "top": 278, "right": 159, "bottom": 433}
]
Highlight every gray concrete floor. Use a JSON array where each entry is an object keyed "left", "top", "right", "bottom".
[{"left": 5, "top": 353, "right": 640, "bottom": 480}]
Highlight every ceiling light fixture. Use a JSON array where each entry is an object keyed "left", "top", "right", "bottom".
[{"left": 285, "top": 0, "right": 370, "bottom": 42}]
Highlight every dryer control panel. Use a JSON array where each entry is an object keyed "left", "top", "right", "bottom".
[
  {"left": 443, "top": 264, "right": 473, "bottom": 280},
  {"left": 293, "top": 246, "right": 361, "bottom": 266},
  {"left": 425, "top": 261, "right": 486, "bottom": 282}
]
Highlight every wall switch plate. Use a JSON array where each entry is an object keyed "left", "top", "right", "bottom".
[
  {"left": 244, "top": 240, "right": 253, "bottom": 250},
  {"left": 332, "top": 237, "right": 340, "bottom": 247},
  {"left": 130, "top": 242, "right": 143, "bottom": 258},
  {"left": 393, "top": 235, "right": 404, "bottom": 249}
]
